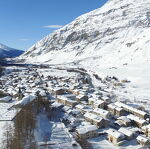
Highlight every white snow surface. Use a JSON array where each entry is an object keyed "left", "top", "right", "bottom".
[
  {"left": 19, "top": 0, "right": 150, "bottom": 101},
  {"left": 15, "top": 95, "right": 36, "bottom": 106}
]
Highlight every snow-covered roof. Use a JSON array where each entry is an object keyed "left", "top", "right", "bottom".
[
  {"left": 137, "top": 135, "right": 149, "bottom": 143},
  {"left": 117, "top": 116, "right": 131, "bottom": 123},
  {"left": 107, "top": 103, "right": 116, "bottom": 109},
  {"left": 84, "top": 112, "right": 103, "bottom": 122},
  {"left": 93, "top": 108, "right": 109, "bottom": 118},
  {"left": 118, "top": 127, "right": 133, "bottom": 137},
  {"left": 107, "top": 129, "right": 124, "bottom": 139},
  {"left": 142, "top": 124, "right": 150, "bottom": 131},
  {"left": 115, "top": 102, "right": 147, "bottom": 116},
  {"left": 75, "top": 104, "right": 84, "bottom": 109},
  {"left": 76, "top": 104, "right": 92, "bottom": 113},
  {"left": 127, "top": 114, "right": 146, "bottom": 125},
  {"left": 0, "top": 96, "right": 12, "bottom": 102},
  {"left": 15, "top": 95, "right": 37, "bottom": 106},
  {"left": 51, "top": 101, "right": 63, "bottom": 108},
  {"left": 115, "top": 107, "right": 123, "bottom": 111},
  {"left": 94, "top": 100, "right": 104, "bottom": 105},
  {"left": 77, "top": 125, "right": 97, "bottom": 135}
]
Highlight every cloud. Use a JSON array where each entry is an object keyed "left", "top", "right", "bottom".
[
  {"left": 43, "top": 25, "right": 63, "bottom": 29},
  {"left": 20, "top": 38, "right": 29, "bottom": 41}
]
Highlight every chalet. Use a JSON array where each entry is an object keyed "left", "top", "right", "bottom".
[
  {"left": 115, "top": 107, "right": 124, "bottom": 117},
  {"left": 115, "top": 102, "right": 149, "bottom": 119},
  {"left": 136, "top": 135, "right": 150, "bottom": 146},
  {"left": 107, "top": 103, "right": 116, "bottom": 115},
  {"left": 107, "top": 129, "right": 125, "bottom": 145},
  {"left": 75, "top": 104, "right": 92, "bottom": 114},
  {"left": 76, "top": 94, "right": 88, "bottom": 102},
  {"left": 69, "top": 89, "right": 80, "bottom": 95},
  {"left": 118, "top": 127, "right": 134, "bottom": 140},
  {"left": 50, "top": 87, "right": 67, "bottom": 96},
  {"left": 57, "top": 94, "right": 77, "bottom": 108},
  {"left": 76, "top": 125, "right": 98, "bottom": 139},
  {"left": 93, "top": 100, "right": 105, "bottom": 109},
  {"left": 142, "top": 124, "right": 150, "bottom": 137},
  {"left": 127, "top": 114, "right": 147, "bottom": 128},
  {"left": 116, "top": 116, "right": 131, "bottom": 127},
  {"left": 84, "top": 112, "right": 108, "bottom": 128},
  {"left": 88, "top": 97, "right": 96, "bottom": 105},
  {"left": 65, "top": 98, "right": 77, "bottom": 108},
  {"left": 92, "top": 108, "right": 110, "bottom": 119}
]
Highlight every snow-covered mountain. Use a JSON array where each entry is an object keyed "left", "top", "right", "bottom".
[
  {"left": 0, "top": 43, "right": 23, "bottom": 58},
  {"left": 20, "top": 0, "right": 150, "bottom": 66},
  {"left": 19, "top": 0, "right": 150, "bottom": 100}
]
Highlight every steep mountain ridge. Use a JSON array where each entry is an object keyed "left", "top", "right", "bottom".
[{"left": 0, "top": 43, "right": 23, "bottom": 58}]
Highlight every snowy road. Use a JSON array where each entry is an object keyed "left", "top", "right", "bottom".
[{"left": 36, "top": 113, "right": 81, "bottom": 149}]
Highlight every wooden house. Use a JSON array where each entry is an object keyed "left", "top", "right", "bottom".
[
  {"left": 118, "top": 127, "right": 134, "bottom": 140},
  {"left": 76, "top": 125, "right": 98, "bottom": 139},
  {"left": 127, "top": 114, "right": 147, "bottom": 128},
  {"left": 116, "top": 116, "right": 131, "bottom": 127},
  {"left": 115, "top": 102, "right": 149, "bottom": 119},
  {"left": 142, "top": 124, "right": 150, "bottom": 137},
  {"left": 84, "top": 112, "right": 108, "bottom": 128},
  {"left": 107, "top": 129, "right": 125, "bottom": 145},
  {"left": 136, "top": 135, "right": 150, "bottom": 146},
  {"left": 92, "top": 108, "right": 110, "bottom": 119}
]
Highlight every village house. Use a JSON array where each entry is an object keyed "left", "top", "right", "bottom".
[
  {"left": 69, "top": 89, "right": 80, "bottom": 95},
  {"left": 88, "top": 97, "right": 96, "bottom": 105},
  {"left": 57, "top": 94, "right": 77, "bottom": 108},
  {"left": 115, "top": 107, "right": 125, "bottom": 117},
  {"left": 107, "top": 103, "right": 116, "bottom": 115},
  {"left": 50, "top": 87, "right": 67, "bottom": 96},
  {"left": 76, "top": 94, "right": 88, "bottom": 102},
  {"left": 118, "top": 127, "right": 134, "bottom": 140},
  {"left": 76, "top": 125, "right": 98, "bottom": 139},
  {"left": 65, "top": 98, "right": 77, "bottom": 108},
  {"left": 107, "top": 129, "right": 125, "bottom": 145},
  {"left": 92, "top": 108, "right": 110, "bottom": 119},
  {"left": 142, "top": 124, "right": 150, "bottom": 137},
  {"left": 107, "top": 103, "right": 124, "bottom": 117},
  {"left": 75, "top": 104, "right": 92, "bottom": 114},
  {"left": 116, "top": 116, "right": 131, "bottom": 127},
  {"left": 127, "top": 114, "right": 147, "bottom": 128},
  {"left": 115, "top": 102, "right": 149, "bottom": 119},
  {"left": 93, "top": 100, "right": 105, "bottom": 109},
  {"left": 136, "top": 135, "right": 150, "bottom": 146},
  {"left": 84, "top": 112, "right": 108, "bottom": 128}
]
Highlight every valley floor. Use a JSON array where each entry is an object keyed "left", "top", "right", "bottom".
[{"left": 1, "top": 64, "right": 150, "bottom": 149}]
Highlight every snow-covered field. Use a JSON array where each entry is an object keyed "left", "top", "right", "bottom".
[{"left": 0, "top": 102, "right": 17, "bottom": 121}]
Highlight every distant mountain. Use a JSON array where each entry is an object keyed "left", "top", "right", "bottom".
[{"left": 0, "top": 43, "right": 24, "bottom": 58}]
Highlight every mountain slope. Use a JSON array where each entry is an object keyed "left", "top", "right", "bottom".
[
  {"left": 20, "top": 0, "right": 150, "bottom": 67},
  {"left": 0, "top": 43, "right": 23, "bottom": 58},
  {"left": 19, "top": 0, "right": 150, "bottom": 100}
]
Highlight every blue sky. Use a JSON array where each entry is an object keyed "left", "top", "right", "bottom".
[{"left": 0, "top": 0, "right": 108, "bottom": 51}]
